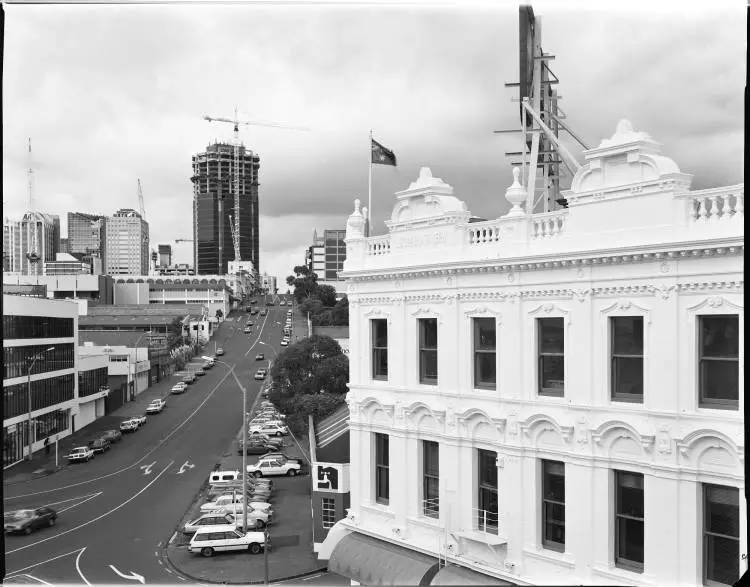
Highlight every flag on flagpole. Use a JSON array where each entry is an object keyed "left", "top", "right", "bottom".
[{"left": 371, "top": 139, "right": 397, "bottom": 166}]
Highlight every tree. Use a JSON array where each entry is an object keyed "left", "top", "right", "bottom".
[
  {"left": 331, "top": 295, "right": 349, "bottom": 326},
  {"left": 317, "top": 284, "right": 337, "bottom": 307},
  {"left": 287, "top": 265, "right": 319, "bottom": 303},
  {"left": 215, "top": 309, "right": 223, "bottom": 319},
  {"left": 270, "top": 335, "right": 346, "bottom": 400}
]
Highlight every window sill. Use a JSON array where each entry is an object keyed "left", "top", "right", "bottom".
[
  {"left": 523, "top": 546, "right": 575, "bottom": 569},
  {"left": 407, "top": 515, "right": 441, "bottom": 530},
  {"left": 591, "top": 564, "right": 652, "bottom": 585},
  {"left": 697, "top": 403, "right": 740, "bottom": 412},
  {"left": 454, "top": 530, "right": 507, "bottom": 546},
  {"left": 362, "top": 502, "right": 395, "bottom": 517}
]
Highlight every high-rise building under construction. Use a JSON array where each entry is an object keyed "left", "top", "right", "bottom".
[{"left": 191, "top": 142, "right": 260, "bottom": 275}]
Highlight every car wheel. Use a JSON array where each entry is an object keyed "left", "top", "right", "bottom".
[
  {"left": 249, "top": 543, "right": 261, "bottom": 555},
  {"left": 254, "top": 471, "right": 262, "bottom": 478},
  {"left": 287, "top": 469, "right": 296, "bottom": 477},
  {"left": 48, "top": 518, "right": 56, "bottom": 527},
  {"left": 24, "top": 526, "right": 32, "bottom": 535},
  {"left": 201, "top": 547, "right": 214, "bottom": 558}
]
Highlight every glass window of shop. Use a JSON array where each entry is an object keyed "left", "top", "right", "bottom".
[
  {"left": 79, "top": 367, "right": 109, "bottom": 398},
  {"left": 4, "top": 373, "right": 75, "bottom": 420},
  {"left": 3, "top": 315, "right": 74, "bottom": 339},
  {"left": 3, "top": 409, "right": 70, "bottom": 468},
  {"left": 3, "top": 344, "right": 75, "bottom": 380}
]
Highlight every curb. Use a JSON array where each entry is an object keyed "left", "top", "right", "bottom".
[{"left": 163, "top": 547, "right": 328, "bottom": 586}]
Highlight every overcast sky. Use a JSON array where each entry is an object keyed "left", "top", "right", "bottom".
[{"left": 3, "top": 0, "right": 745, "bottom": 286}]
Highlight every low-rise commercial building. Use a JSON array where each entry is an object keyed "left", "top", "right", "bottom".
[
  {"left": 320, "top": 122, "right": 745, "bottom": 586},
  {"left": 79, "top": 340, "right": 150, "bottom": 408},
  {"left": 111, "top": 276, "right": 231, "bottom": 318}
]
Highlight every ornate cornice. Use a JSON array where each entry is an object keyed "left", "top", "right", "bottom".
[{"left": 346, "top": 244, "right": 744, "bottom": 283}]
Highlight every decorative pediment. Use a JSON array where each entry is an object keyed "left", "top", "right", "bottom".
[
  {"left": 463, "top": 306, "right": 503, "bottom": 318},
  {"left": 686, "top": 296, "right": 743, "bottom": 313},
  {"left": 519, "top": 414, "right": 572, "bottom": 443},
  {"left": 527, "top": 303, "right": 571, "bottom": 324},
  {"left": 591, "top": 420, "right": 654, "bottom": 451},
  {"left": 676, "top": 429, "right": 743, "bottom": 461},
  {"left": 600, "top": 299, "right": 652, "bottom": 323},
  {"left": 409, "top": 307, "right": 443, "bottom": 318}
]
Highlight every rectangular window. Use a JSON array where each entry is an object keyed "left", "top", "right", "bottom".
[
  {"left": 321, "top": 497, "right": 336, "bottom": 529},
  {"left": 419, "top": 318, "right": 438, "bottom": 385},
  {"left": 703, "top": 484, "right": 739, "bottom": 586},
  {"left": 422, "top": 441, "right": 439, "bottom": 518},
  {"left": 542, "top": 460, "right": 565, "bottom": 551},
  {"left": 615, "top": 471, "right": 644, "bottom": 573},
  {"left": 611, "top": 317, "right": 644, "bottom": 403},
  {"left": 371, "top": 319, "right": 388, "bottom": 380},
  {"left": 699, "top": 315, "right": 739, "bottom": 410},
  {"left": 477, "top": 449, "right": 498, "bottom": 534},
  {"left": 473, "top": 318, "right": 496, "bottom": 389},
  {"left": 538, "top": 318, "right": 564, "bottom": 396},
  {"left": 375, "top": 433, "right": 390, "bottom": 505}
]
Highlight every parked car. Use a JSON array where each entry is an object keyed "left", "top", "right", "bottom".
[
  {"left": 249, "top": 422, "right": 288, "bottom": 437},
  {"left": 257, "top": 452, "right": 301, "bottom": 465},
  {"left": 101, "top": 429, "right": 122, "bottom": 444},
  {"left": 216, "top": 348, "right": 225, "bottom": 356},
  {"left": 66, "top": 446, "right": 95, "bottom": 463},
  {"left": 279, "top": 300, "right": 286, "bottom": 306},
  {"left": 205, "top": 483, "right": 272, "bottom": 500},
  {"left": 182, "top": 374, "right": 197, "bottom": 384},
  {"left": 200, "top": 495, "right": 272, "bottom": 514},
  {"left": 146, "top": 399, "right": 166, "bottom": 414},
  {"left": 182, "top": 512, "right": 268, "bottom": 535},
  {"left": 188, "top": 526, "right": 268, "bottom": 557},
  {"left": 88, "top": 438, "right": 111, "bottom": 454},
  {"left": 248, "top": 321, "right": 254, "bottom": 327},
  {"left": 120, "top": 419, "right": 139, "bottom": 433},
  {"left": 255, "top": 353, "right": 265, "bottom": 361},
  {"left": 260, "top": 309, "right": 267, "bottom": 316},
  {"left": 4, "top": 508, "right": 57, "bottom": 535},
  {"left": 247, "top": 459, "right": 301, "bottom": 477},
  {"left": 195, "top": 368, "right": 206, "bottom": 377},
  {"left": 171, "top": 383, "right": 187, "bottom": 394},
  {"left": 202, "top": 361, "right": 214, "bottom": 369},
  {"left": 280, "top": 340, "right": 288, "bottom": 347},
  {"left": 253, "top": 371, "right": 266, "bottom": 381},
  {"left": 238, "top": 441, "right": 279, "bottom": 455},
  {"left": 133, "top": 415, "right": 147, "bottom": 427},
  {"left": 243, "top": 327, "right": 252, "bottom": 334}
]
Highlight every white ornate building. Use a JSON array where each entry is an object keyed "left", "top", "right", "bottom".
[{"left": 319, "top": 121, "right": 745, "bottom": 586}]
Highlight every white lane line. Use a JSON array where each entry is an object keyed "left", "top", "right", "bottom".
[
  {"left": 5, "top": 548, "right": 84, "bottom": 576},
  {"left": 20, "top": 575, "right": 52, "bottom": 585},
  {"left": 244, "top": 312, "right": 271, "bottom": 356},
  {"left": 56, "top": 492, "right": 103, "bottom": 514},
  {"left": 6, "top": 461, "right": 174, "bottom": 555},
  {"left": 4, "top": 493, "right": 100, "bottom": 508},
  {"left": 75, "top": 547, "right": 92, "bottom": 586},
  {"left": 169, "top": 531, "right": 177, "bottom": 544},
  {"left": 6, "top": 365, "right": 235, "bottom": 500}
]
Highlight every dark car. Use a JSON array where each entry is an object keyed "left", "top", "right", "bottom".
[
  {"left": 195, "top": 368, "right": 206, "bottom": 377},
  {"left": 101, "top": 429, "right": 122, "bottom": 444},
  {"left": 88, "top": 437, "right": 111, "bottom": 454},
  {"left": 238, "top": 442, "right": 278, "bottom": 455},
  {"left": 4, "top": 507, "right": 57, "bottom": 535}
]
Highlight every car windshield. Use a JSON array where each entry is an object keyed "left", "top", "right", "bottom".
[{"left": 4, "top": 510, "right": 34, "bottom": 521}]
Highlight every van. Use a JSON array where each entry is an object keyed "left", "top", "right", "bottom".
[{"left": 208, "top": 470, "right": 243, "bottom": 485}]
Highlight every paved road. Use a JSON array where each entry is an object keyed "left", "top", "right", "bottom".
[{"left": 3, "top": 302, "right": 291, "bottom": 584}]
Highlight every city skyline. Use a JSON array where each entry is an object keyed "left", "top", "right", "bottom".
[{"left": 2, "top": 0, "right": 744, "bottom": 285}]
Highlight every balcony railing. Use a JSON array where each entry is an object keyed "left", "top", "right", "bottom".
[
  {"left": 422, "top": 497, "right": 440, "bottom": 519},
  {"left": 473, "top": 507, "right": 499, "bottom": 535},
  {"left": 367, "top": 235, "right": 391, "bottom": 256},
  {"left": 679, "top": 185, "right": 744, "bottom": 223},
  {"left": 531, "top": 210, "right": 567, "bottom": 239}
]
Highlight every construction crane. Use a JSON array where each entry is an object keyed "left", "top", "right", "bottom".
[
  {"left": 203, "top": 109, "right": 308, "bottom": 263},
  {"left": 137, "top": 178, "right": 146, "bottom": 218},
  {"left": 228, "top": 215, "right": 240, "bottom": 264}
]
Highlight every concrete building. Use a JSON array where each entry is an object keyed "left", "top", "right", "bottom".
[
  {"left": 59, "top": 238, "right": 70, "bottom": 254},
  {"left": 44, "top": 252, "right": 92, "bottom": 276},
  {"left": 79, "top": 340, "right": 150, "bottom": 406},
  {"left": 260, "top": 272, "right": 277, "bottom": 294},
  {"left": 158, "top": 244, "right": 172, "bottom": 267},
  {"left": 155, "top": 264, "right": 195, "bottom": 276},
  {"left": 67, "top": 211, "right": 106, "bottom": 274},
  {"left": 320, "top": 122, "right": 745, "bottom": 586},
  {"left": 105, "top": 208, "right": 149, "bottom": 275},
  {"left": 76, "top": 353, "right": 110, "bottom": 428},
  {"left": 111, "top": 277, "right": 231, "bottom": 318},
  {"left": 3, "top": 294, "right": 79, "bottom": 468},
  {"left": 191, "top": 142, "right": 260, "bottom": 275},
  {"left": 2, "top": 273, "right": 115, "bottom": 304},
  {"left": 306, "top": 229, "right": 326, "bottom": 280},
  {"left": 3, "top": 212, "right": 60, "bottom": 275},
  {"left": 307, "top": 229, "right": 347, "bottom": 286}
]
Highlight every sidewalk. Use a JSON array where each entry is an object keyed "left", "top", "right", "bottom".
[{"left": 164, "top": 413, "right": 326, "bottom": 583}]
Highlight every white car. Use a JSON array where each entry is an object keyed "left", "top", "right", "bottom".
[
  {"left": 119, "top": 419, "right": 139, "bottom": 433},
  {"left": 189, "top": 526, "right": 268, "bottom": 557},
  {"left": 200, "top": 495, "right": 272, "bottom": 514},
  {"left": 249, "top": 422, "right": 288, "bottom": 437},
  {"left": 133, "top": 415, "right": 147, "bottom": 427},
  {"left": 280, "top": 340, "right": 288, "bottom": 346},
  {"left": 253, "top": 371, "right": 266, "bottom": 381},
  {"left": 183, "top": 512, "right": 270, "bottom": 534},
  {"left": 171, "top": 383, "right": 188, "bottom": 394},
  {"left": 146, "top": 399, "right": 166, "bottom": 414},
  {"left": 66, "top": 446, "right": 95, "bottom": 463},
  {"left": 247, "top": 458, "right": 301, "bottom": 477}
]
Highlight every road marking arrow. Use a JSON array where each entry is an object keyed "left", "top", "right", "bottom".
[
  {"left": 140, "top": 462, "right": 156, "bottom": 475},
  {"left": 177, "top": 460, "right": 195, "bottom": 475},
  {"left": 109, "top": 565, "right": 145, "bottom": 584}
]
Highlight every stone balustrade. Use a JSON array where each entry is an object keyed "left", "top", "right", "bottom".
[
  {"left": 679, "top": 184, "right": 744, "bottom": 223},
  {"left": 531, "top": 210, "right": 568, "bottom": 239},
  {"left": 468, "top": 220, "right": 504, "bottom": 245},
  {"left": 367, "top": 235, "right": 392, "bottom": 256}
]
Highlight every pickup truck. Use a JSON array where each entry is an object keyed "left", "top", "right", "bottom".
[{"left": 66, "top": 447, "right": 95, "bottom": 463}]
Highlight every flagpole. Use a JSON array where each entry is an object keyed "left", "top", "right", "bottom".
[{"left": 368, "top": 129, "right": 373, "bottom": 237}]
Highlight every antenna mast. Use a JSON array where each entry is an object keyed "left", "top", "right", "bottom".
[
  {"left": 137, "top": 178, "right": 146, "bottom": 218},
  {"left": 25, "top": 138, "right": 42, "bottom": 272}
]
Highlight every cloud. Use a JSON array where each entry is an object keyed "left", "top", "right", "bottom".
[{"left": 3, "top": 2, "right": 744, "bottom": 285}]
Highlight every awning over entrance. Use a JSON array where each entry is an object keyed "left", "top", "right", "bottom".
[
  {"left": 329, "top": 532, "right": 440, "bottom": 586},
  {"left": 430, "top": 564, "right": 515, "bottom": 585}
]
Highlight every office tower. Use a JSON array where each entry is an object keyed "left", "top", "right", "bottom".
[
  {"left": 105, "top": 209, "right": 149, "bottom": 275},
  {"left": 306, "top": 230, "right": 325, "bottom": 279},
  {"left": 191, "top": 142, "right": 260, "bottom": 275},
  {"left": 158, "top": 244, "right": 172, "bottom": 267},
  {"left": 59, "top": 238, "right": 71, "bottom": 254},
  {"left": 323, "top": 229, "right": 346, "bottom": 281},
  {"left": 68, "top": 212, "right": 106, "bottom": 274},
  {"left": 3, "top": 213, "right": 59, "bottom": 275}
]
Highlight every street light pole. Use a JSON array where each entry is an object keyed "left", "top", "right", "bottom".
[
  {"left": 26, "top": 347, "right": 55, "bottom": 461},
  {"left": 202, "top": 357, "right": 248, "bottom": 532}
]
